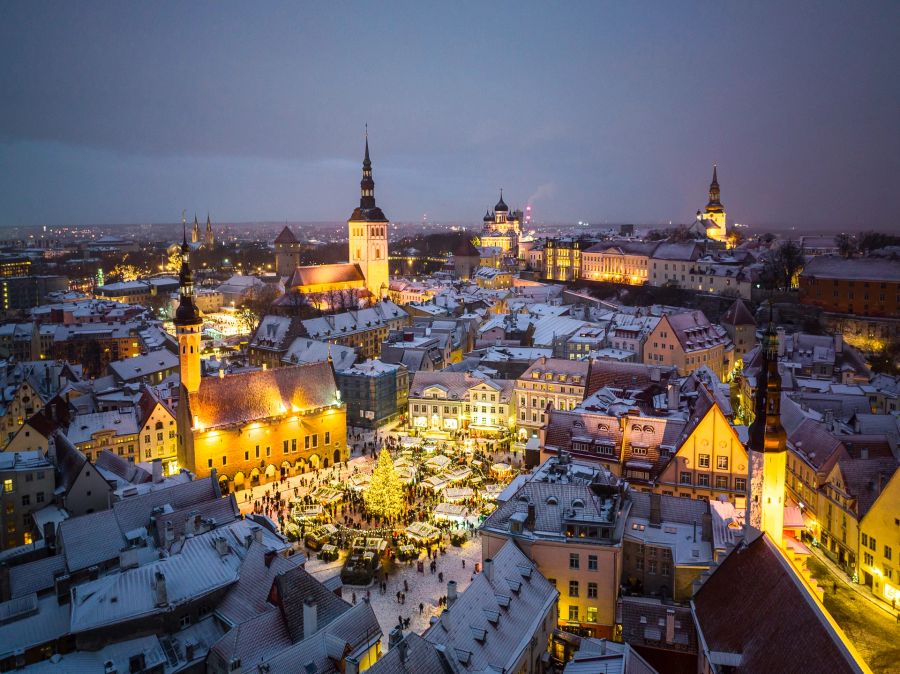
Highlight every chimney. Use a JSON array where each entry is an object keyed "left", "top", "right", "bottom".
[
  {"left": 151, "top": 458, "right": 163, "bottom": 483},
  {"left": 398, "top": 637, "right": 409, "bottom": 664},
  {"left": 42, "top": 521, "right": 57, "bottom": 552},
  {"left": 834, "top": 332, "right": 843, "bottom": 354},
  {"left": 447, "top": 580, "right": 458, "bottom": 607},
  {"left": 164, "top": 520, "right": 175, "bottom": 547},
  {"left": 665, "top": 608, "right": 676, "bottom": 644},
  {"left": 388, "top": 626, "right": 404, "bottom": 649},
  {"left": 303, "top": 600, "right": 318, "bottom": 639},
  {"left": 103, "top": 660, "right": 117, "bottom": 674},
  {"left": 0, "top": 564, "right": 9, "bottom": 602},
  {"left": 214, "top": 536, "right": 229, "bottom": 557},
  {"left": 598, "top": 638, "right": 607, "bottom": 655},
  {"left": 526, "top": 503, "right": 536, "bottom": 528},
  {"left": 264, "top": 549, "right": 277, "bottom": 567},
  {"left": 649, "top": 493, "right": 661, "bottom": 526},
  {"left": 667, "top": 383, "right": 679, "bottom": 412},
  {"left": 154, "top": 570, "right": 168, "bottom": 607},
  {"left": 483, "top": 558, "right": 493, "bottom": 582},
  {"left": 252, "top": 526, "right": 264, "bottom": 545},
  {"left": 344, "top": 655, "right": 360, "bottom": 674}
]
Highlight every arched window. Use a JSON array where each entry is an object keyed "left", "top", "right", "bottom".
[
  {"left": 546, "top": 496, "right": 558, "bottom": 505},
  {"left": 631, "top": 424, "right": 642, "bottom": 432},
  {"left": 155, "top": 421, "right": 163, "bottom": 430},
  {"left": 572, "top": 499, "right": 585, "bottom": 508},
  {"left": 643, "top": 425, "right": 654, "bottom": 433}
]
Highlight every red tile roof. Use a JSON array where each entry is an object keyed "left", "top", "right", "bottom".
[{"left": 692, "top": 533, "right": 865, "bottom": 673}]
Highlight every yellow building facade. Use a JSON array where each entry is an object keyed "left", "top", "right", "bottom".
[
  {"left": 654, "top": 400, "right": 749, "bottom": 505},
  {"left": 858, "top": 469, "right": 900, "bottom": 607}
]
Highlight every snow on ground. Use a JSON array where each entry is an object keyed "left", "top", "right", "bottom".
[{"left": 305, "top": 534, "right": 484, "bottom": 644}]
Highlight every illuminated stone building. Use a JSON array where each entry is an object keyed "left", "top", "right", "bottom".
[
  {"left": 479, "top": 191, "right": 522, "bottom": 254},
  {"left": 696, "top": 164, "right": 727, "bottom": 244},
  {"left": 279, "top": 135, "right": 390, "bottom": 305},
  {"left": 747, "top": 322, "right": 787, "bottom": 545},
  {"left": 174, "top": 233, "right": 347, "bottom": 491},
  {"left": 581, "top": 241, "right": 656, "bottom": 285}
]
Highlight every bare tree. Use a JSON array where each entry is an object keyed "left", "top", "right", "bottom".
[{"left": 834, "top": 233, "right": 857, "bottom": 258}]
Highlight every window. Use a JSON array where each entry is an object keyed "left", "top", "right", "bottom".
[
  {"left": 717, "top": 456, "right": 729, "bottom": 470},
  {"left": 587, "top": 582, "right": 597, "bottom": 599},
  {"left": 648, "top": 559, "right": 657, "bottom": 574},
  {"left": 862, "top": 533, "right": 869, "bottom": 547},
  {"left": 568, "top": 605, "right": 579, "bottom": 622},
  {"left": 179, "top": 615, "right": 191, "bottom": 628},
  {"left": 325, "top": 432, "right": 331, "bottom": 444},
  {"left": 715, "top": 476, "right": 729, "bottom": 489},
  {"left": 208, "top": 459, "right": 213, "bottom": 468},
  {"left": 36, "top": 492, "right": 44, "bottom": 503},
  {"left": 222, "top": 456, "right": 227, "bottom": 466},
  {"left": 734, "top": 478, "right": 747, "bottom": 492},
  {"left": 312, "top": 434, "right": 318, "bottom": 448},
  {"left": 569, "top": 553, "right": 580, "bottom": 569},
  {"left": 588, "top": 555, "right": 598, "bottom": 571},
  {"left": 662, "top": 562, "right": 671, "bottom": 577},
  {"left": 21, "top": 494, "right": 30, "bottom": 506},
  {"left": 283, "top": 440, "right": 289, "bottom": 454},
  {"left": 3, "top": 479, "right": 13, "bottom": 493},
  {"left": 886, "top": 545, "right": 893, "bottom": 561},
  {"left": 680, "top": 471, "right": 692, "bottom": 485},
  {"left": 698, "top": 454, "right": 710, "bottom": 468},
  {"left": 698, "top": 474, "right": 710, "bottom": 487},
  {"left": 586, "top": 607, "right": 598, "bottom": 623},
  {"left": 569, "top": 580, "right": 579, "bottom": 597},
  {"left": 870, "top": 537, "right": 877, "bottom": 552},
  {"left": 864, "top": 552, "right": 874, "bottom": 566},
  {"left": 292, "top": 439, "right": 297, "bottom": 453}
]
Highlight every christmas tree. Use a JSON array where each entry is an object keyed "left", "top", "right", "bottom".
[{"left": 364, "top": 450, "right": 404, "bottom": 522}]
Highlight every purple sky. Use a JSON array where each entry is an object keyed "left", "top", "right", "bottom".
[{"left": 1, "top": 1, "right": 898, "bottom": 229}]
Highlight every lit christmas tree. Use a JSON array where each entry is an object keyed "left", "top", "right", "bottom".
[{"left": 364, "top": 450, "right": 404, "bottom": 522}]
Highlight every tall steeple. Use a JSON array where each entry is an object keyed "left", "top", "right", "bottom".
[
  {"left": 191, "top": 213, "right": 200, "bottom": 244},
  {"left": 747, "top": 307, "right": 787, "bottom": 544},
  {"left": 174, "top": 213, "right": 203, "bottom": 393},
  {"left": 707, "top": 164, "right": 722, "bottom": 210},
  {"left": 205, "top": 213, "right": 214, "bottom": 247},
  {"left": 360, "top": 126, "right": 376, "bottom": 210}
]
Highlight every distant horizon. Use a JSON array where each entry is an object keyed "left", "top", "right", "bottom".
[{"left": 2, "top": 3, "right": 898, "bottom": 229}]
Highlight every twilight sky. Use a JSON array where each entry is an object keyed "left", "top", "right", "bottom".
[{"left": 1, "top": 1, "right": 898, "bottom": 229}]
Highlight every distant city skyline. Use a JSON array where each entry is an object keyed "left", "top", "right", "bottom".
[{"left": 1, "top": 2, "right": 898, "bottom": 230}]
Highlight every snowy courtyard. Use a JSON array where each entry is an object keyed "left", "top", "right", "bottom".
[{"left": 305, "top": 535, "right": 485, "bottom": 643}]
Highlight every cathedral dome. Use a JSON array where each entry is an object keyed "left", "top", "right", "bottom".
[{"left": 494, "top": 193, "right": 509, "bottom": 212}]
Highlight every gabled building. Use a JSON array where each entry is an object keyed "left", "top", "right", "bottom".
[
  {"left": 423, "top": 539, "right": 558, "bottom": 672},
  {"left": 643, "top": 310, "right": 732, "bottom": 380}
]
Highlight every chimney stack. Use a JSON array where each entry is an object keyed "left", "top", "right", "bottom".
[
  {"left": 154, "top": 570, "right": 168, "bottom": 607},
  {"left": 151, "top": 458, "right": 163, "bottom": 483},
  {"left": 252, "top": 526, "right": 264, "bottom": 545},
  {"left": 164, "top": 520, "right": 175, "bottom": 547},
  {"left": 447, "top": 580, "right": 458, "bottom": 607},
  {"left": 665, "top": 609, "right": 676, "bottom": 644},
  {"left": 649, "top": 493, "right": 661, "bottom": 526},
  {"left": 303, "top": 600, "right": 318, "bottom": 639},
  {"left": 483, "top": 558, "right": 493, "bottom": 582},
  {"left": 214, "top": 536, "right": 229, "bottom": 557},
  {"left": 526, "top": 503, "right": 536, "bottom": 528},
  {"left": 667, "top": 383, "right": 679, "bottom": 412}
]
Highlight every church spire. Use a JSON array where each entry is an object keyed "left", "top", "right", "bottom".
[
  {"left": 360, "top": 126, "right": 376, "bottom": 210},
  {"left": 174, "top": 212, "right": 201, "bottom": 328},
  {"left": 707, "top": 164, "right": 722, "bottom": 208}
]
